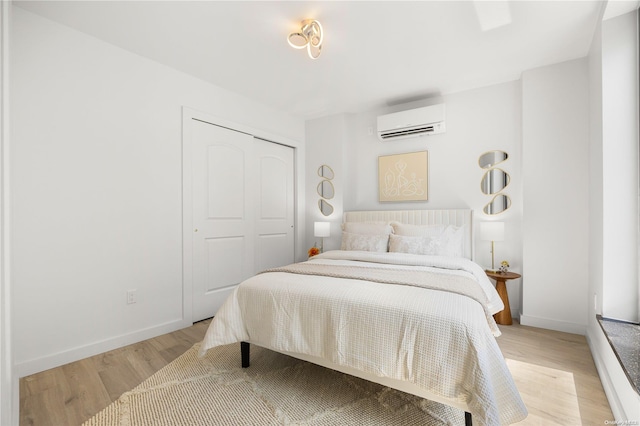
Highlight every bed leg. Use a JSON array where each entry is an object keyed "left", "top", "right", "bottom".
[
  {"left": 464, "top": 411, "right": 472, "bottom": 426},
  {"left": 241, "top": 341, "right": 250, "bottom": 368}
]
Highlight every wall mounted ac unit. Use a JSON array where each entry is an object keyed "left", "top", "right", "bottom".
[{"left": 377, "top": 104, "right": 446, "bottom": 141}]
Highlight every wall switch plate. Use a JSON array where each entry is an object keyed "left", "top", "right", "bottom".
[{"left": 127, "top": 289, "right": 137, "bottom": 305}]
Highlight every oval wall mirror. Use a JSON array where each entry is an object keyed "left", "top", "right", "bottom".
[
  {"left": 317, "top": 180, "right": 335, "bottom": 199},
  {"left": 481, "top": 168, "right": 510, "bottom": 195},
  {"left": 483, "top": 194, "right": 512, "bottom": 215},
  {"left": 478, "top": 151, "right": 508, "bottom": 169},
  {"left": 318, "top": 165, "right": 334, "bottom": 179},
  {"left": 318, "top": 199, "right": 334, "bottom": 216}
]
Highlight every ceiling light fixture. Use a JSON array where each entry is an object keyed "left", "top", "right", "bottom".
[{"left": 287, "top": 19, "right": 323, "bottom": 59}]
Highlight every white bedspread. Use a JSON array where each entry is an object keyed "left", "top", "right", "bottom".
[{"left": 200, "top": 251, "right": 527, "bottom": 425}]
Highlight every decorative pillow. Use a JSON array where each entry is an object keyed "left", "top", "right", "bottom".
[
  {"left": 341, "top": 232, "right": 389, "bottom": 252},
  {"left": 342, "top": 222, "right": 393, "bottom": 236},
  {"left": 388, "top": 234, "right": 441, "bottom": 255},
  {"left": 388, "top": 225, "right": 464, "bottom": 257},
  {"left": 390, "top": 222, "right": 445, "bottom": 237}
]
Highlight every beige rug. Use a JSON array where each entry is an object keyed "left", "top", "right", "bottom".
[{"left": 83, "top": 342, "right": 463, "bottom": 425}]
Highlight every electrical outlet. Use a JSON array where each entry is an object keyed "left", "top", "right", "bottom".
[
  {"left": 127, "top": 289, "right": 137, "bottom": 305},
  {"left": 593, "top": 293, "right": 597, "bottom": 311}
]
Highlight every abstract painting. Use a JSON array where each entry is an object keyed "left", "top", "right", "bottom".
[{"left": 378, "top": 151, "right": 428, "bottom": 202}]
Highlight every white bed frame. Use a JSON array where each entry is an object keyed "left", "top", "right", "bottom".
[{"left": 243, "top": 209, "right": 475, "bottom": 424}]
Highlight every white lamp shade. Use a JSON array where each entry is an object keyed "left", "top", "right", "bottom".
[
  {"left": 479, "top": 222, "right": 504, "bottom": 241},
  {"left": 314, "top": 222, "right": 331, "bottom": 238}
]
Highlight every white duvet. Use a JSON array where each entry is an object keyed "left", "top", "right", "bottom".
[{"left": 200, "top": 251, "right": 527, "bottom": 425}]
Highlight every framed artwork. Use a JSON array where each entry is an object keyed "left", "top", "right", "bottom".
[{"left": 378, "top": 151, "right": 428, "bottom": 202}]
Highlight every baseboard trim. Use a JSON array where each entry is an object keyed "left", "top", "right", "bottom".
[
  {"left": 519, "top": 314, "right": 586, "bottom": 335},
  {"left": 15, "top": 318, "right": 191, "bottom": 377},
  {"left": 586, "top": 327, "right": 626, "bottom": 420},
  {"left": 587, "top": 319, "right": 640, "bottom": 421}
]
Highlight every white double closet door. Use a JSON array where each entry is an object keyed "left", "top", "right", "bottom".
[{"left": 190, "top": 119, "right": 294, "bottom": 322}]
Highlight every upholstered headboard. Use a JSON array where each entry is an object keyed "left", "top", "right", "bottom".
[{"left": 343, "top": 209, "right": 474, "bottom": 260}]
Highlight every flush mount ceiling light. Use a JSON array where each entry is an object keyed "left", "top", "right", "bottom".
[{"left": 287, "top": 19, "right": 323, "bottom": 59}]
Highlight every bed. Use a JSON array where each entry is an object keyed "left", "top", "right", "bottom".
[{"left": 199, "top": 209, "right": 527, "bottom": 425}]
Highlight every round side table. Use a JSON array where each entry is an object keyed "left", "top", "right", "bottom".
[{"left": 485, "top": 271, "right": 521, "bottom": 326}]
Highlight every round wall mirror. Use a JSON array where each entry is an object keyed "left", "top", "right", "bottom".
[
  {"left": 317, "top": 180, "right": 335, "bottom": 199},
  {"left": 483, "top": 194, "right": 512, "bottom": 215},
  {"left": 478, "top": 151, "right": 508, "bottom": 169},
  {"left": 318, "top": 199, "right": 334, "bottom": 216},
  {"left": 318, "top": 165, "right": 334, "bottom": 179},
  {"left": 481, "top": 168, "right": 510, "bottom": 195}
]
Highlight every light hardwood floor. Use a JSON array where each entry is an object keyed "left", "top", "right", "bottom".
[
  {"left": 20, "top": 320, "right": 613, "bottom": 425},
  {"left": 498, "top": 322, "right": 613, "bottom": 425},
  {"left": 20, "top": 319, "right": 212, "bottom": 426}
]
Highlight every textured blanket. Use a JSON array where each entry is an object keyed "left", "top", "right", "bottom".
[
  {"left": 200, "top": 251, "right": 527, "bottom": 425},
  {"left": 262, "top": 261, "right": 500, "bottom": 336}
]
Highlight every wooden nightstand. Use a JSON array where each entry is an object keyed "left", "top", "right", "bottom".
[{"left": 485, "top": 271, "right": 521, "bottom": 326}]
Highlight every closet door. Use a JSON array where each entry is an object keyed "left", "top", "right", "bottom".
[
  {"left": 189, "top": 121, "right": 295, "bottom": 322},
  {"left": 254, "top": 138, "right": 295, "bottom": 271},
  {"left": 191, "top": 120, "right": 256, "bottom": 322}
]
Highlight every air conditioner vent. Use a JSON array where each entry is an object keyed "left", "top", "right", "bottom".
[
  {"left": 377, "top": 104, "right": 445, "bottom": 141},
  {"left": 379, "top": 125, "right": 436, "bottom": 140}
]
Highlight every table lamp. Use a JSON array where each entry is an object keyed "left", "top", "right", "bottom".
[
  {"left": 480, "top": 221, "right": 504, "bottom": 273},
  {"left": 314, "top": 222, "right": 331, "bottom": 252}
]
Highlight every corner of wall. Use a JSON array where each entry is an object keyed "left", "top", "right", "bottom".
[
  {"left": 0, "top": 1, "right": 14, "bottom": 424},
  {"left": 305, "top": 114, "right": 348, "bottom": 252}
]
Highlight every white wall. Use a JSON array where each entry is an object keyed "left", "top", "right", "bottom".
[
  {"left": 307, "top": 82, "right": 525, "bottom": 316},
  {"left": 10, "top": 8, "right": 305, "bottom": 376},
  {"left": 588, "top": 8, "right": 605, "bottom": 335},
  {"left": 587, "top": 10, "right": 640, "bottom": 422},
  {"left": 305, "top": 114, "right": 347, "bottom": 253},
  {"left": 521, "top": 58, "right": 590, "bottom": 335},
  {"left": 0, "top": 2, "right": 14, "bottom": 424},
  {"left": 601, "top": 10, "right": 639, "bottom": 323}
]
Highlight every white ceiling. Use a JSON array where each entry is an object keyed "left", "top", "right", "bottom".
[{"left": 15, "top": 0, "right": 609, "bottom": 119}]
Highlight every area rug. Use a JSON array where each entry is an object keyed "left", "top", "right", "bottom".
[{"left": 83, "top": 342, "right": 464, "bottom": 425}]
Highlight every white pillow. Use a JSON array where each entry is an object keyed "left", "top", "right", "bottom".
[
  {"left": 390, "top": 222, "right": 445, "bottom": 237},
  {"left": 341, "top": 232, "right": 389, "bottom": 252},
  {"left": 388, "top": 225, "right": 464, "bottom": 257},
  {"left": 440, "top": 225, "right": 465, "bottom": 257},
  {"left": 342, "top": 222, "right": 393, "bottom": 235}
]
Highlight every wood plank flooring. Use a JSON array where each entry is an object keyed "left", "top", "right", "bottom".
[
  {"left": 20, "top": 320, "right": 613, "bottom": 425},
  {"left": 20, "top": 319, "right": 211, "bottom": 426},
  {"left": 498, "top": 322, "right": 613, "bottom": 425}
]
